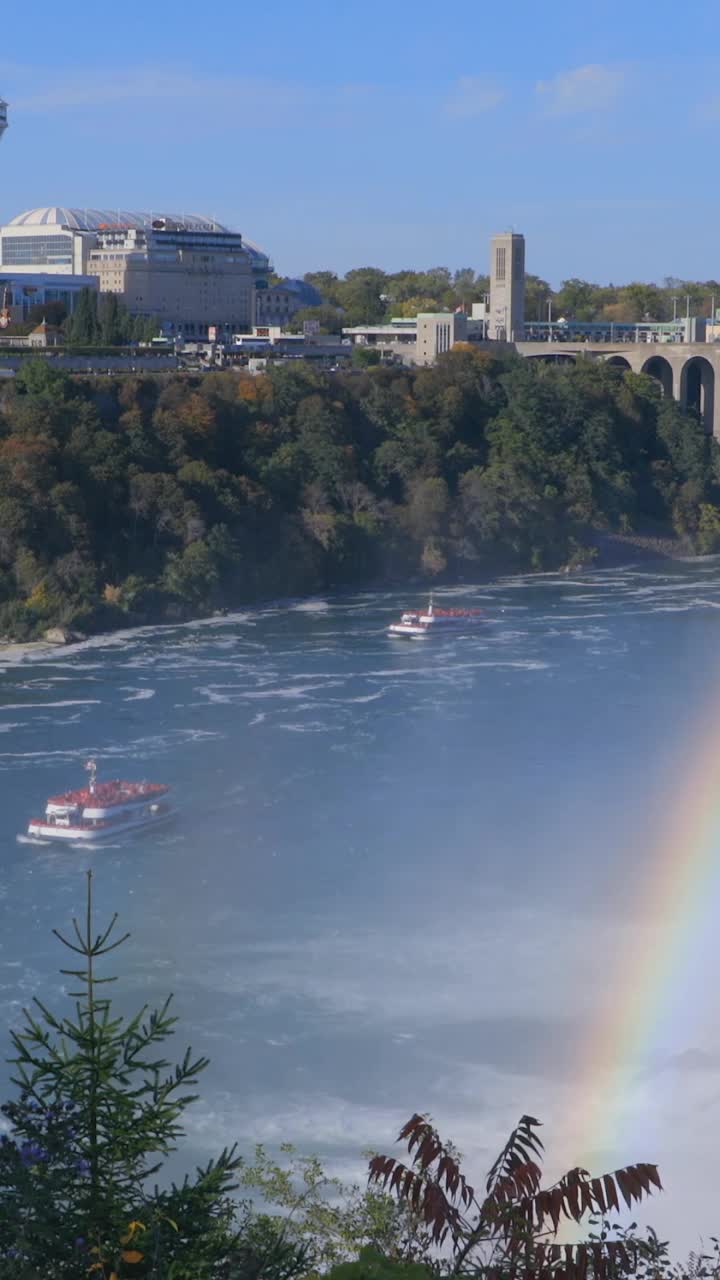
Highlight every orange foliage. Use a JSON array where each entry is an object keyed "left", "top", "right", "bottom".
[
  {"left": 178, "top": 393, "right": 215, "bottom": 435},
  {"left": 236, "top": 373, "right": 271, "bottom": 403}
]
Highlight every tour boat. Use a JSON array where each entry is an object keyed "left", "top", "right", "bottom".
[
  {"left": 388, "top": 596, "right": 484, "bottom": 638},
  {"left": 387, "top": 611, "right": 429, "bottom": 639},
  {"left": 27, "top": 760, "right": 172, "bottom": 843}
]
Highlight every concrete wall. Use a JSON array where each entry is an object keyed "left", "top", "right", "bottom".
[
  {"left": 415, "top": 312, "right": 467, "bottom": 365},
  {"left": 0, "top": 354, "right": 178, "bottom": 373}
]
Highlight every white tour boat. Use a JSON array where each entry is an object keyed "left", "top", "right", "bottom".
[
  {"left": 388, "top": 596, "right": 484, "bottom": 638},
  {"left": 27, "top": 760, "right": 172, "bottom": 843},
  {"left": 387, "top": 610, "right": 429, "bottom": 639}
]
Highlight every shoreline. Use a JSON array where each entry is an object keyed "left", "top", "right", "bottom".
[
  {"left": 0, "top": 539, "right": 701, "bottom": 660},
  {"left": 0, "top": 639, "right": 62, "bottom": 661},
  {"left": 589, "top": 530, "right": 689, "bottom": 564}
]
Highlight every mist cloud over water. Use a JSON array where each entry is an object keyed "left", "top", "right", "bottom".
[{"left": 2, "top": 564, "right": 720, "bottom": 1250}]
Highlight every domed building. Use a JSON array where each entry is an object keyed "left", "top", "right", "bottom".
[{"left": 0, "top": 207, "right": 271, "bottom": 337}]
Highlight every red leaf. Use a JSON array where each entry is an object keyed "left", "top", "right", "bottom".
[
  {"left": 603, "top": 1173, "right": 619, "bottom": 1214},
  {"left": 591, "top": 1177, "right": 606, "bottom": 1214}
]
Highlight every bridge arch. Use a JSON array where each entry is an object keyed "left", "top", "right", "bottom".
[
  {"left": 642, "top": 355, "right": 673, "bottom": 399},
  {"left": 525, "top": 351, "right": 577, "bottom": 365},
  {"left": 605, "top": 355, "right": 632, "bottom": 371},
  {"left": 680, "top": 356, "right": 715, "bottom": 434}
]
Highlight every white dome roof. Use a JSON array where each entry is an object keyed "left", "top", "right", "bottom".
[
  {"left": 5, "top": 207, "right": 269, "bottom": 265},
  {"left": 7, "top": 207, "right": 229, "bottom": 232}
]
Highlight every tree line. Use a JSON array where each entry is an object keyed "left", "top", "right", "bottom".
[
  {"left": 291, "top": 269, "right": 720, "bottom": 331},
  {"left": 0, "top": 351, "right": 719, "bottom": 642},
  {"left": 3, "top": 288, "right": 158, "bottom": 346}
]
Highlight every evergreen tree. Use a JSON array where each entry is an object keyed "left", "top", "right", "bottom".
[
  {"left": 98, "top": 292, "right": 123, "bottom": 346},
  {"left": 132, "top": 313, "right": 160, "bottom": 343},
  {"left": 67, "top": 287, "right": 100, "bottom": 345},
  {"left": 0, "top": 871, "right": 265, "bottom": 1278}
]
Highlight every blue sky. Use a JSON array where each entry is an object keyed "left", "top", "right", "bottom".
[{"left": 1, "top": 0, "right": 719, "bottom": 284}]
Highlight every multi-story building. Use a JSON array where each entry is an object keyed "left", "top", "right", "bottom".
[
  {"left": 488, "top": 231, "right": 525, "bottom": 340},
  {"left": 0, "top": 208, "right": 271, "bottom": 337},
  {"left": 0, "top": 207, "right": 95, "bottom": 274},
  {"left": 0, "top": 272, "right": 98, "bottom": 326},
  {"left": 342, "top": 312, "right": 467, "bottom": 365},
  {"left": 416, "top": 312, "right": 467, "bottom": 365},
  {"left": 255, "top": 277, "right": 323, "bottom": 326}
]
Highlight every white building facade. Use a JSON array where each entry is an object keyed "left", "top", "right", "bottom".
[{"left": 0, "top": 208, "right": 271, "bottom": 337}]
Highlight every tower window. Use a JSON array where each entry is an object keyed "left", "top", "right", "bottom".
[{"left": 495, "top": 247, "right": 506, "bottom": 282}]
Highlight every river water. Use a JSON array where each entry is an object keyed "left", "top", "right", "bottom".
[{"left": 2, "top": 563, "right": 720, "bottom": 1251}]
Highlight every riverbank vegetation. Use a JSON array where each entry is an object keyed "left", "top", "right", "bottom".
[
  {"left": 0, "top": 874, "right": 666, "bottom": 1278},
  {"left": 0, "top": 353, "right": 718, "bottom": 640}
]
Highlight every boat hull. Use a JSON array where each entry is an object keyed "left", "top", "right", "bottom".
[
  {"left": 388, "top": 624, "right": 427, "bottom": 638},
  {"left": 418, "top": 615, "right": 482, "bottom": 625},
  {"left": 27, "top": 809, "right": 175, "bottom": 843}
]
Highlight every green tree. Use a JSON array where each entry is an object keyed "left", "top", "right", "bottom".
[
  {"left": 161, "top": 538, "right": 220, "bottom": 608},
  {"left": 524, "top": 274, "right": 552, "bottom": 322},
  {"left": 452, "top": 268, "right": 486, "bottom": 305},
  {"left": 303, "top": 271, "right": 342, "bottom": 306},
  {"left": 0, "top": 871, "right": 254, "bottom": 1278},
  {"left": 66, "top": 287, "right": 100, "bottom": 345},
  {"left": 337, "top": 269, "right": 389, "bottom": 326},
  {"left": 289, "top": 304, "right": 343, "bottom": 334},
  {"left": 98, "top": 292, "right": 125, "bottom": 345},
  {"left": 554, "top": 278, "right": 602, "bottom": 321},
  {"left": 132, "top": 313, "right": 160, "bottom": 343},
  {"left": 325, "top": 1250, "right": 434, "bottom": 1280},
  {"left": 695, "top": 502, "right": 720, "bottom": 553},
  {"left": 393, "top": 297, "right": 441, "bottom": 319},
  {"left": 240, "top": 1145, "right": 433, "bottom": 1270},
  {"left": 13, "top": 360, "right": 71, "bottom": 400},
  {"left": 352, "top": 347, "right": 382, "bottom": 368}
]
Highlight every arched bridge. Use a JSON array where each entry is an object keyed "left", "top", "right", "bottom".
[{"left": 514, "top": 342, "right": 720, "bottom": 436}]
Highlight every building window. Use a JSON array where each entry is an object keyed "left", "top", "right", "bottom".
[
  {"left": 2, "top": 234, "right": 74, "bottom": 267},
  {"left": 495, "top": 247, "right": 506, "bottom": 282}
]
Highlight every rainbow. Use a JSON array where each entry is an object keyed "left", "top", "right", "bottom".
[{"left": 566, "top": 699, "right": 720, "bottom": 1170}]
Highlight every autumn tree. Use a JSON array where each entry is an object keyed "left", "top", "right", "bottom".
[{"left": 369, "top": 1113, "right": 662, "bottom": 1280}]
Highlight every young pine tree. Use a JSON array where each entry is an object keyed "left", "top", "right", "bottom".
[{"left": 0, "top": 870, "right": 266, "bottom": 1279}]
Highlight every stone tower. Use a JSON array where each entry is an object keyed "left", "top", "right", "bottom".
[{"left": 488, "top": 231, "right": 525, "bottom": 341}]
